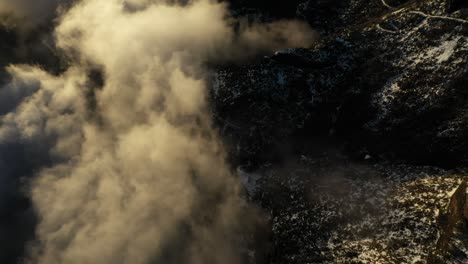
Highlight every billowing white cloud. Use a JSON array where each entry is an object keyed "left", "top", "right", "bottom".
[{"left": 0, "top": 0, "right": 316, "bottom": 263}]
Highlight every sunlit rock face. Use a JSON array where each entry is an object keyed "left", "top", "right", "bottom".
[{"left": 430, "top": 180, "right": 468, "bottom": 263}]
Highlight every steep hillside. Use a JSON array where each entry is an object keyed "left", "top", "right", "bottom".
[{"left": 215, "top": 0, "right": 468, "bottom": 263}]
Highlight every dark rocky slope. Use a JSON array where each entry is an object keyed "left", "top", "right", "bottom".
[
  {"left": 217, "top": 0, "right": 468, "bottom": 167},
  {"left": 214, "top": 0, "right": 468, "bottom": 263}
]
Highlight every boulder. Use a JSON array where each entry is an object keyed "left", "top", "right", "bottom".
[{"left": 429, "top": 180, "right": 468, "bottom": 263}]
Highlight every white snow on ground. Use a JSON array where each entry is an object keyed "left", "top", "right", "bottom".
[
  {"left": 381, "top": 0, "right": 395, "bottom": 9},
  {"left": 400, "top": 18, "right": 428, "bottom": 42},
  {"left": 377, "top": 24, "right": 398, "bottom": 34},
  {"left": 254, "top": 161, "right": 466, "bottom": 263},
  {"left": 406, "top": 35, "right": 466, "bottom": 66},
  {"left": 371, "top": 75, "right": 403, "bottom": 123},
  {"left": 410, "top": 11, "right": 468, "bottom": 25},
  {"left": 370, "top": 16, "right": 467, "bottom": 125},
  {"left": 435, "top": 37, "right": 461, "bottom": 63},
  {"left": 324, "top": 172, "right": 462, "bottom": 263},
  {"left": 424, "top": 36, "right": 462, "bottom": 63}
]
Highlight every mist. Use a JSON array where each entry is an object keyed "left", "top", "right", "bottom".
[
  {"left": 0, "top": 0, "right": 316, "bottom": 263},
  {"left": 0, "top": 0, "right": 72, "bottom": 31}
]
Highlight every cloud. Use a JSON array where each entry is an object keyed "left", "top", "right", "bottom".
[
  {"left": 233, "top": 19, "right": 317, "bottom": 60},
  {"left": 0, "top": 65, "right": 87, "bottom": 263},
  {"left": 0, "top": 0, "right": 73, "bottom": 31},
  {"left": 0, "top": 0, "right": 316, "bottom": 263}
]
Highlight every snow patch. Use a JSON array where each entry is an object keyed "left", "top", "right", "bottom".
[{"left": 424, "top": 36, "right": 462, "bottom": 64}]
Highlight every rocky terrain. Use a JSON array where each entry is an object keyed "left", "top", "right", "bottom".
[
  {"left": 213, "top": 0, "right": 468, "bottom": 263},
  {"left": 240, "top": 157, "right": 465, "bottom": 263},
  {"left": 216, "top": 0, "right": 468, "bottom": 167}
]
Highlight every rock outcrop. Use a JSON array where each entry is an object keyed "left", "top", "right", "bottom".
[{"left": 430, "top": 180, "right": 468, "bottom": 263}]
